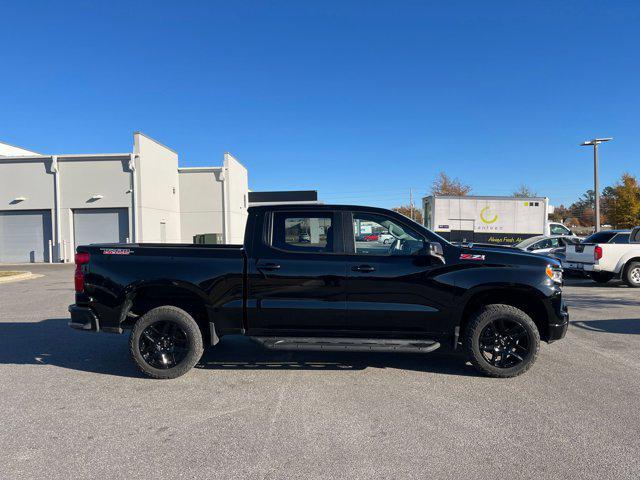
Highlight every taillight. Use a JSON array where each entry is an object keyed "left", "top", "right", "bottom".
[
  {"left": 594, "top": 245, "right": 603, "bottom": 261},
  {"left": 75, "top": 252, "right": 90, "bottom": 293}
]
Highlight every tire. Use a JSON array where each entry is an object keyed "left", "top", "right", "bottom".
[
  {"left": 623, "top": 261, "right": 640, "bottom": 288},
  {"left": 463, "top": 304, "right": 540, "bottom": 378},
  {"left": 130, "top": 306, "right": 204, "bottom": 379},
  {"left": 591, "top": 272, "right": 614, "bottom": 284}
]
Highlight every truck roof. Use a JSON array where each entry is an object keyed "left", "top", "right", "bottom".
[{"left": 248, "top": 204, "right": 403, "bottom": 213}]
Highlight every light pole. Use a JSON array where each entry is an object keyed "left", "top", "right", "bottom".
[{"left": 580, "top": 137, "right": 612, "bottom": 232}]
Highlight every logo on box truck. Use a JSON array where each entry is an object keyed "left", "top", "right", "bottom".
[{"left": 480, "top": 206, "right": 498, "bottom": 224}]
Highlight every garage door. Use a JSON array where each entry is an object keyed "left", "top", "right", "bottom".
[
  {"left": 73, "top": 208, "right": 129, "bottom": 248},
  {"left": 0, "top": 210, "right": 53, "bottom": 263}
]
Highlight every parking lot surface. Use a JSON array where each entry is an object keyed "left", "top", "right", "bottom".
[{"left": 1, "top": 264, "right": 639, "bottom": 479}]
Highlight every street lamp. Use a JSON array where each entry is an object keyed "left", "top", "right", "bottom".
[{"left": 580, "top": 137, "right": 613, "bottom": 232}]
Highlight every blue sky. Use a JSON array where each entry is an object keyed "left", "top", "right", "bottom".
[{"left": 1, "top": 1, "right": 639, "bottom": 208}]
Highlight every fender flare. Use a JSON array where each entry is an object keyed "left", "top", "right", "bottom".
[{"left": 452, "top": 282, "right": 548, "bottom": 329}]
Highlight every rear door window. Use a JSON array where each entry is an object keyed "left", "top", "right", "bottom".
[
  {"left": 271, "top": 212, "right": 335, "bottom": 253},
  {"left": 610, "top": 233, "right": 630, "bottom": 244}
]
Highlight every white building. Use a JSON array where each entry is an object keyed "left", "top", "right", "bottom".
[{"left": 0, "top": 132, "right": 249, "bottom": 263}]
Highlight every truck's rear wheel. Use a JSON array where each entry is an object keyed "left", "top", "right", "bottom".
[
  {"left": 623, "top": 261, "right": 640, "bottom": 288},
  {"left": 591, "top": 272, "right": 614, "bottom": 284},
  {"left": 130, "top": 306, "right": 204, "bottom": 379},
  {"left": 463, "top": 304, "right": 540, "bottom": 378}
]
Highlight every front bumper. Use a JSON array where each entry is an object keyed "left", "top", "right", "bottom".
[
  {"left": 547, "top": 300, "right": 569, "bottom": 342},
  {"left": 68, "top": 305, "right": 100, "bottom": 332}
]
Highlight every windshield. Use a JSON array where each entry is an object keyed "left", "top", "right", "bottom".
[{"left": 515, "top": 237, "right": 543, "bottom": 249}]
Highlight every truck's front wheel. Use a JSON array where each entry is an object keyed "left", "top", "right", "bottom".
[
  {"left": 130, "top": 306, "right": 204, "bottom": 379},
  {"left": 464, "top": 304, "right": 540, "bottom": 378}
]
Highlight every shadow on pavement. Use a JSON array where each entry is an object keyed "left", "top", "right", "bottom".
[
  {"left": 571, "top": 319, "right": 640, "bottom": 335},
  {"left": 564, "top": 278, "right": 627, "bottom": 288},
  {"left": 0, "top": 318, "right": 141, "bottom": 378},
  {"left": 196, "top": 336, "right": 477, "bottom": 377},
  {"left": 0, "top": 319, "right": 478, "bottom": 378},
  {"left": 565, "top": 296, "right": 640, "bottom": 310}
]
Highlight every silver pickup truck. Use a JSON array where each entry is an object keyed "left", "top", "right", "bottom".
[{"left": 564, "top": 227, "right": 640, "bottom": 286}]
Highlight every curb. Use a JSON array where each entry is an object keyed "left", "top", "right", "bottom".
[{"left": 0, "top": 272, "right": 41, "bottom": 284}]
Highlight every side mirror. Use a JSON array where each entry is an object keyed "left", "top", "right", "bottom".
[{"left": 428, "top": 241, "right": 445, "bottom": 263}]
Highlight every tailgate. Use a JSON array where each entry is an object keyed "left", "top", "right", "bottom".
[{"left": 565, "top": 244, "right": 596, "bottom": 264}]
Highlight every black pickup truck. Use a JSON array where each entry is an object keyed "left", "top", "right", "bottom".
[{"left": 69, "top": 204, "right": 568, "bottom": 379}]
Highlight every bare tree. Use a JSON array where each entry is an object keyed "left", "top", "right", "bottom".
[
  {"left": 431, "top": 172, "right": 472, "bottom": 196},
  {"left": 512, "top": 184, "right": 537, "bottom": 198}
]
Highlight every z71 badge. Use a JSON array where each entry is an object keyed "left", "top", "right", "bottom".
[
  {"left": 101, "top": 248, "right": 132, "bottom": 255},
  {"left": 460, "top": 253, "right": 485, "bottom": 260}
]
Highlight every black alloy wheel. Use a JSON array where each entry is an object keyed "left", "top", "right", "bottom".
[
  {"left": 478, "top": 319, "right": 530, "bottom": 369},
  {"left": 130, "top": 306, "right": 204, "bottom": 379},
  {"left": 139, "top": 320, "right": 189, "bottom": 369},
  {"left": 464, "top": 304, "right": 540, "bottom": 378}
]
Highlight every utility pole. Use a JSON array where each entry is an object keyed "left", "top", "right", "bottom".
[
  {"left": 580, "top": 138, "right": 612, "bottom": 232},
  {"left": 409, "top": 188, "right": 414, "bottom": 220}
]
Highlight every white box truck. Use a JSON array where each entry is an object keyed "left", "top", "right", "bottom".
[{"left": 422, "top": 195, "right": 572, "bottom": 245}]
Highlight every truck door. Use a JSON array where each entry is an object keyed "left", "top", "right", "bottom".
[
  {"left": 345, "top": 211, "right": 451, "bottom": 336},
  {"left": 246, "top": 209, "right": 348, "bottom": 335}
]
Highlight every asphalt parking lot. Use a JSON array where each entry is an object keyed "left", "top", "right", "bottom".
[{"left": 1, "top": 264, "right": 638, "bottom": 480}]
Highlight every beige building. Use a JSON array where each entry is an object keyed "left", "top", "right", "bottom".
[{"left": 0, "top": 132, "right": 249, "bottom": 263}]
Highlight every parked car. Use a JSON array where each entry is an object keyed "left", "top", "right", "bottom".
[
  {"left": 298, "top": 233, "right": 311, "bottom": 243},
  {"left": 377, "top": 232, "right": 395, "bottom": 244},
  {"left": 564, "top": 227, "right": 640, "bottom": 286},
  {"left": 363, "top": 233, "right": 379, "bottom": 242},
  {"left": 69, "top": 204, "right": 568, "bottom": 379},
  {"left": 514, "top": 235, "right": 582, "bottom": 254}
]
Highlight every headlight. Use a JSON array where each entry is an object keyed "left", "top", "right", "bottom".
[{"left": 546, "top": 265, "right": 563, "bottom": 284}]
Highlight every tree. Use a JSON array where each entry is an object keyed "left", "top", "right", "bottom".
[
  {"left": 512, "top": 184, "right": 537, "bottom": 198},
  {"left": 601, "top": 185, "right": 617, "bottom": 224},
  {"left": 608, "top": 173, "right": 640, "bottom": 228},
  {"left": 549, "top": 204, "right": 570, "bottom": 223},
  {"left": 569, "top": 189, "right": 596, "bottom": 226},
  {"left": 431, "top": 172, "right": 472, "bottom": 196},
  {"left": 392, "top": 205, "right": 423, "bottom": 224}
]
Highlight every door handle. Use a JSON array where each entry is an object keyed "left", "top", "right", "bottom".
[
  {"left": 257, "top": 262, "right": 281, "bottom": 271},
  {"left": 352, "top": 264, "right": 375, "bottom": 272}
]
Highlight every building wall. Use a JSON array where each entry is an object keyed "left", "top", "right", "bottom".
[
  {"left": 224, "top": 153, "right": 249, "bottom": 244},
  {"left": 58, "top": 157, "right": 133, "bottom": 259},
  {"left": 0, "top": 158, "right": 55, "bottom": 210},
  {"left": 0, "top": 141, "right": 40, "bottom": 157},
  {"left": 134, "top": 132, "right": 182, "bottom": 243},
  {"left": 178, "top": 168, "right": 224, "bottom": 243}
]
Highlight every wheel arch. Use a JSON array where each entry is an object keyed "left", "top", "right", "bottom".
[
  {"left": 456, "top": 285, "right": 550, "bottom": 342},
  {"left": 621, "top": 256, "right": 640, "bottom": 273},
  {"left": 120, "top": 280, "right": 213, "bottom": 341}
]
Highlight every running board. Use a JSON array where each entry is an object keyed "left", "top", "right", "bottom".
[{"left": 250, "top": 337, "right": 441, "bottom": 353}]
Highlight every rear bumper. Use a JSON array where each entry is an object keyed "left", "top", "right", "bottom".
[{"left": 68, "top": 305, "right": 100, "bottom": 332}]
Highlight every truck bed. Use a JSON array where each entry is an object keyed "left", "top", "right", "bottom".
[{"left": 74, "top": 242, "right": 246, "bottom": 334}]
